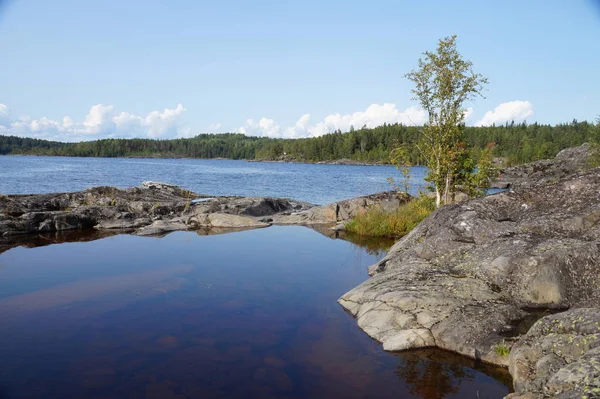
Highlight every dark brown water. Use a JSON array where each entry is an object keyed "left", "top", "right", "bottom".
[{"left": 0, "top": 226, "right": 511, "bottom": 398}]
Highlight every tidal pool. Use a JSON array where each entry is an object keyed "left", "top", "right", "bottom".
[{"left": 0, "top": 226, "right": 511, "bottom": 398}]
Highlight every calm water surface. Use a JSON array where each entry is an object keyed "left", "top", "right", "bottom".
[
  {"left": 0, "top": 156, "right": 428, "bottom": 204},
  {"left": 0, "top": 227, "right": 510, "bottom": 399}
]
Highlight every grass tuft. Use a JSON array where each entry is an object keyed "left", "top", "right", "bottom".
[
  {"left": 491, "top": 339, "right": 511, "bottom": 356},
  {"left": 344, "top": 195, "right": 435, "bottom": 238}
]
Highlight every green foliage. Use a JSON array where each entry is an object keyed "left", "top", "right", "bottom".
[
  {"left": 491, "top": 340, "right": 511, "bottom": 356},
  {"left": 405, "top": 35, "right": 487, "bottom": 207},
  {"left": 461, "top": 142, "right": 500, "bottom": 197},
  {"left": 388, "top": 145, "right": 412, "bottom": 192},
  {"left": 344, "top": 195, "right": 435, "bottom": 238},
  {"left": 473, "top": 143, "right": 499, "bottom": 188},
  {"left": 586, "top": 116, "right": 600, "bottom": 168}
]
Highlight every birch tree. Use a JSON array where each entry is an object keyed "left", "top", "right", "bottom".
[{"left": 406, "top": 35, "right": 488, "bottom": 207}]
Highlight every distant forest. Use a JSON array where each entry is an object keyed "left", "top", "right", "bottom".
[{"left": 1, "top": 120, "right": 597, "bottom": 166}]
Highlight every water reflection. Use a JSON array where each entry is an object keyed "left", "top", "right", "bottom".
[
  {"left": 0, "top": 224, "right": 395, "bottom": 258},
  {"left": 0, "top": 226, "right": 510, "bottom": 398},
  {"left": 304, "top": 224, "right": 395, "bottom": 257},
  {"left": 394, "top": 349, "right": 513, "bottom": 398}
]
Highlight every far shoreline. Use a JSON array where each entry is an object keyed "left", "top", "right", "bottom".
[{"left": 0, "top": 153, "right": 398, "bottom": 166}]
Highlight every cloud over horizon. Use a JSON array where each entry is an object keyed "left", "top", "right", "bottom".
[
  {"left": 0, "top": 101, "right": 535, "bottom": 142},
  {"left": 238, "top": 104, "right": 428, "bottom": 138},
  {"left": 475, "top": 100, "right": 534, "bottom": 126},
  {"left": 0, "top": 104, "right": 187, "bottom": 141}
]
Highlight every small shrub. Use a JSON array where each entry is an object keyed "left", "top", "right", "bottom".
[
  {"left": 491, "top": 339, "right": 511, "bottom": 356},
  {"left": 586, "top": 142, "right": 600, "bottom": 168},
  {"left": 345, "top": 195, "right": 435, "bottom": 238}
]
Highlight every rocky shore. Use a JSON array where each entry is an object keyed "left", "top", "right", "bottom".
[
  {"left": 340, "top": 144, "right": 600, "bottom": 398},
  {"left": 248, "top": 156, "right": 388, "bottom": 166},
  {"left": 0, "top": 182, "right": 409, "bottom": 253}
]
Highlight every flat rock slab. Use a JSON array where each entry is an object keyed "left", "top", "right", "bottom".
[{"left": 1, "top": 182, "right": 409, "bottom": 250}]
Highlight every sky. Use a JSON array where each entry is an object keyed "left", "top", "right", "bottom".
[{"left": 0, "top": 0, "right": 599, "bottom": 142}]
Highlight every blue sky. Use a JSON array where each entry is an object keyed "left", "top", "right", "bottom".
[{"left": 0, "top": 0, "right": 599, "bottom": 141}]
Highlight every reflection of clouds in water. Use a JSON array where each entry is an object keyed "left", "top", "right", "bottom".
[{"left": 0, "top": 265, "right": 193, "bottom": 319}]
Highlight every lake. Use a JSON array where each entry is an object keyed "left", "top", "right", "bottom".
[
  {"left": 0, "top": 156, "right": 428, "bottom": 204},
  {"left": 0, "top": 227, "right": 510, "bottom": 399},
  {"left": 0, "top": 156, "right": 511, "bottom": 398}
]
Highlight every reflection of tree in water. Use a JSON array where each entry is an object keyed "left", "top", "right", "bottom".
[
  {"left": 339, "top": 232, "right": 395, "bottom": 257},
  {"left": 306, "top": 225, "right": 394, "bottom": 258},
  {"left": 343, "top": 233, "right": 395, "bottom": 257},
  {"left": 393, "top": 349, "right": 512, "bottom": 399},
  {"left": 395, "top": 357, "right": 473, "bottom": 398}
]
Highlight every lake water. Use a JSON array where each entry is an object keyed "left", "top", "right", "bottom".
[
  {"left": 0, "top": 156, "right": 511, "bottom": 398},
  {"left": 0, "top": 156, "right": 428, "bottom": 204},
  {"left": 0, "top": 227, "right": 510, "bottom": 399}
]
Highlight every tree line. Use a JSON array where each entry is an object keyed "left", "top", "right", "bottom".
[{"left": 0, "top": 120, "right": 597, "bottom": 166}]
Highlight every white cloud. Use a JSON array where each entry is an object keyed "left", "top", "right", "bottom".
[
  {"left": 0, "top": 100, "right": 538, "bottom": 142},
  {"left": 239, "top": 117, "right": 285, "bottom": 138},
  {"left": 83, "top": 104, "right": 116, "bottom": 135},
  {"left": 0, "top": 103, "right": 187, "bottom": 141},
  {"left": 238, "top": 103, "right": 427, "bottom": 138},
  {"left": 463, "top": 107, "right": 474, "bottom": 122},
  {"left": 208, "top": 123, "right": 222, "bottom": 132},
  {"left": 144, "top": 104, "right": 186, "bottom": 138},
  {"left": 475, "top": 101, "right": 534, "bottom": 126}
]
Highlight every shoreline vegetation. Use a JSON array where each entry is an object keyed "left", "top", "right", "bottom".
[
  {"left": 345, "top": 195, "right": 435, "bottom": 238},
  {"left": 0, "top": 152, "right": 390, "bottom": 166},
  {"left": 1, "top": 119, "right": 598, "bottom": 166}
]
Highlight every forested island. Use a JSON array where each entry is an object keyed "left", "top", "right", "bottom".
[{"left": 1, "top": 119, "right": 597, "bottom": 166}]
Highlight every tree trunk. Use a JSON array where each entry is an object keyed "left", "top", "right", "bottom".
[
  {"left": 441, "top": 174, "right": 451, "bottom": 206},
  {"left": 435, "top": 188, "right": 441, "bottom": 208}
]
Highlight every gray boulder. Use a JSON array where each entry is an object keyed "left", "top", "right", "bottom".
[
  {"left": 507, "top": 308, "right": 600, "bottom": 399},
  {"left": 493, "top": 143, "right": 596, "bottom": 189},
  {"left": 186, "top": 213, "right": 270, "bottom": 229},
  {"left": 274, "top": 191, "right": 411, "bottom": 225}
]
